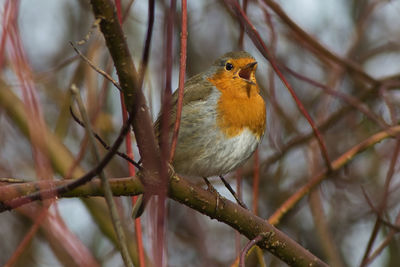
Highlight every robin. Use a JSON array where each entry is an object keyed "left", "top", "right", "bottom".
[
  {"left": 155, "top": 51, "right": 266, "bottom": 179},
  {"left": 131, "top": 51, "right": 265, "bottom": 217},
  {"left": 70, "top": 51, "right": 265, "bottom": 216}
]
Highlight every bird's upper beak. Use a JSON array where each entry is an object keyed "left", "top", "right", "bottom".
[{"left": 238, "top": 61, "right": 257, "bottom": 83}]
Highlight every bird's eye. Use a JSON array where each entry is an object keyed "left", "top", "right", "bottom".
[{"left": 225, "top": 62, "right": 234, "bottom": 71}]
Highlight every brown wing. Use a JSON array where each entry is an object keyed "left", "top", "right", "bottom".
[{"left": 153, "top": 73, "right": 214, "bottom": 141}]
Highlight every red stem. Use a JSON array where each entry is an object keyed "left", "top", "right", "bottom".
[
  {"left": 154, "top": 1, "right": 177, "bottom": 265},
  {"left": 115, "top": 1, "right": 146, "bottom": 266},
  {"left": 169, "top": 0, "right": 187, "bottom": 162},
  {"left": 5, "top": 206, "right": 50, "bottom": 266},
  {"left": 239, "top": 234, "right": 264, "bottom": 267},
  {"left": 238, "top": 0, "right": 248, "bottom": 49}
]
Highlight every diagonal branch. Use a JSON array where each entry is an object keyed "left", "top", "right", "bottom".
[
  {"left": 224, "top": 0, "right": 333, "bottom": 171},
  {"left": 262, "top": 0, "right": 377, "bottom": 85},
  {"left": 89, "top": 0, "right": 162, "bottom": 194},
  {"left": 268, "top": 125, "right": 400, "bottom": 225},
  {"left": 0, "top": 173, "right": 327, "bottom": 267}
]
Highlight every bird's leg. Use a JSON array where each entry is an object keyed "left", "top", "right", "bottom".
[
  {"left": 219, "top": 175, "right": 248, "bottom": 210},
  {"left": 202, "top": 177, "right": 220, "bottom": 213},
  {"left": 131, "top": 194, "right": 144, "bottom": 219},
  {"left": 202, "top": 177, "right": 213, "bottom": 191}
]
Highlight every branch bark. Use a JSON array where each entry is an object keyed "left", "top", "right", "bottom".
[
  {"left": 0, "top": 173, "right": 327, "bottom": 266},
  {"left": 90, "top": 0, "right": 162, "bottom": 194}
]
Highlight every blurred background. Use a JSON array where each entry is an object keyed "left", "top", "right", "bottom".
[{"left": 1, "top": 0, "right": 400, "bottom": 266}]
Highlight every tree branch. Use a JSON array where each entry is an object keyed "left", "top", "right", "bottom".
[
  {"left": 0, "top": 173, "right": 327, "bottom": 266},
  {"left": 89, "top": 0, "right": 162, "bottom": 194}
]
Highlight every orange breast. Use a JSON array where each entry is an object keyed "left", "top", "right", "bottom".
[{"left": 208, "top": 74, "right": 266, "bottom": 139}]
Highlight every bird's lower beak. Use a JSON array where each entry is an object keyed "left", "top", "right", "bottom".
[{"left": 238, "top": 61, "right": 257, "bottom": 83}]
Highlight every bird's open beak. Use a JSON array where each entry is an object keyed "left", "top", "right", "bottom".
[{"left": 238, "top": 61, "right": 257, "bottom": 84}]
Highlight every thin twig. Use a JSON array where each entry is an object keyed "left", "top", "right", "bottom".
[
  {"left": 0, "top": 177, "right": 25, "bottom": 183},
  {"left": 268, "top": 125, "right": 400, "bottom": 225},
  {"left": 262, "top": 0, "right": 377, "bottom": 85},
  {"left": 239, "top": 234, "right": 264, "bottom": 267},
  {"left": 169, "top": 0, "right": 187, "bottom": 162},
  {"left": 238, "top": 0, "right": 248, "bottom": 49},
  {"left": 361, "top": 187, "right": 400, "bottom": 232},
  {"left": 138, "top": 0, "right": 155, "bottom": 88},
  {"left": 360, "top": 138, "right": 400, "bottom": 267},
  {"left": 70, "top": 84, "right": 133, "bottom": 267},
  {"left": 122, "top": 0, "right": 135, "bottom": 22},
  {"left": 366, "top": 212, "right": 400, "bottom": 264},
  {"left": 282, "top": 65, "right": 389, "bottom": 129},
  {"left": 70, "top": 41, "right": 121, "bottom": 91},
  {"left": 219, "top": 175, "right": 248, "bottom": 209},
  {"left": 69, "top": 107, "right": 142, "bottom": 170}
]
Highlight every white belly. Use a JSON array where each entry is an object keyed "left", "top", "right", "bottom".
[
  {"left": 173, "top": 127, "right": 260, "bottom": 177},
  {"left": 171, "top": 88, "right": 263, "bottom": 178}
]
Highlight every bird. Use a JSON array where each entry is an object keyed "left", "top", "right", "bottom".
[
  {"left": 131, "top": 51, "right": 266, "bottom": 217},
  {"left": 70, "top": 51, "right": 265, "bottom": 217},
  {"left": 155, "top": 51, "right": 266, "bottom": 180}
]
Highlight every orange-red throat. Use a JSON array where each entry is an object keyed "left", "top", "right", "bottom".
[{"left": 208, "top": 57, "right": 266, "bottom": 139}]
